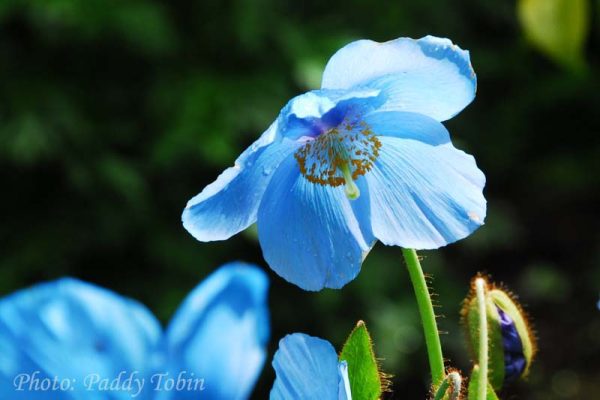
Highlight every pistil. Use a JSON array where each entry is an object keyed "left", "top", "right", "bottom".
[{"left": 340, "top": 162, "right": 360, "bottom": 200}]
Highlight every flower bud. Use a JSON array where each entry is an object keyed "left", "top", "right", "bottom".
[
  {"left": 430, "top": 369, "right": 464, "bottom": 400},
  {"left": 461, "top": 276, "right": 536, "bottom": 391}
]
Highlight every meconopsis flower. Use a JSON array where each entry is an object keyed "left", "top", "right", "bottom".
[
  {"left": 270, "top": 334, "right": 352, "bottom": 400},
  {"left": 0, "top": 263, "right": 269, "bottom": 400},
  {"left": 270, "top": 321, "right": 387, "bottom": 400},
  {"left": 183, "top": 36, "right": 487, "bottom": 291}
]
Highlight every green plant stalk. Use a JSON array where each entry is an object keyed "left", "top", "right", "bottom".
[
  {"left": 401, "top": 248, "right": 445, "bottom": 387},
  {"left": 475, "top": 278, "right": 488, "bottom": 399}
]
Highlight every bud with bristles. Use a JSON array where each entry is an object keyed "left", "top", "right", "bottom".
[
  {"left": 430, "top": 369, "right": 464, "bottom": 400},
  {"left": 461, "top": 275, "right": 537, "bottom": 391}
]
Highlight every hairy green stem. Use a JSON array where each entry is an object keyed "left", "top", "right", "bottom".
[
  {"left": 402, "top": 248, "right": 445, "bottom": 387},
  {"left": 475, "top": 278, "right": 488, "bottom": 399}
]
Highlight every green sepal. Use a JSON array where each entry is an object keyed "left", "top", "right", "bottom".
[
  {"left": 467, "top": 366, "right": 499, "bottom": 400},
  {"left": 464, "top": 295, "right": 505, "bottom": 390},
  {"left": 489, "top": 289, "right": 535, "bottom": 376},
  {"left": 339, "top": 320, "right": 384, "bottom": 400}
]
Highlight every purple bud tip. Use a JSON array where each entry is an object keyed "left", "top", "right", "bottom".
[{"left": 496, "top": 306, "right": 526, "bottom": 382}]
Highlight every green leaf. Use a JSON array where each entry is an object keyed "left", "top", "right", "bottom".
[
  {"left": 339, "top": 321, "right": 383, "bottom": 400},
  {"left": 518, "top": 0, "right": 590, "bottom": 70},
  {"left": 467, "top": 366, "right": 500, "bottom": 400}
]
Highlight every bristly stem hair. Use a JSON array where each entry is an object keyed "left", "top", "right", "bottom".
[{"left": 402, "top": 248, "right": 445, "bottom": 388}]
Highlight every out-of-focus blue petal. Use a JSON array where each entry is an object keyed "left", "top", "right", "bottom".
[
  {"left": 183, "top": 121, "right": 295, "bottom": 242},
  {"left": 0, "top": 278, "right": 161, "bottom": 400},
  {"left": 257, "top": 155, "right": 374, "bottom": 291},
  {"left": 366, "top": 136, "right": 486, "bottom": 249},
  {"left": 162, "top": 263, "right": 269, "bottom": 400},
  {"left": 337, "top": 361, "right": 352, "bottom": 400},
  {"left": 364, "top": 111, "right": 450, "bottom": 146},
  {"left": 270, "top": 333, "right": 340, "bottom": 400},
  {"left": 278, "top": 89, "right": 382, "bottom": 140},
  {"left": 321, "top": 36, "right": 476, "bottom": 121}
]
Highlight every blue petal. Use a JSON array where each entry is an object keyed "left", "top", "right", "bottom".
[
  {"left": 366, "top": 136, "right": 486, "bottom": 249},
  {"left": 278, "top": 89, "right": 382, "bottom": 140},
  {"left": 0, "top": 278, "right": 161, "bottom": 400},
  {"left": 364, "top": 111, "right": 451, "bottom": 146},
  {"left": 337, "top": 361, "right": 352, "bottom": 400},
  {"left": 183, "top": 121, "right": 295, "bottom": 241},
  {"left": 257, "top": 155, "right": 374, "bottom": 291},
  {"left": 321, "top": 36, "right": 476, "bottom": 121},
  {"left": 270, "top": 333, "right": 340, "bottom": 400},
  {"left": 496, "top": 307, "right": 526, "bottom": 382},
  {"left": 162, "top": 263, "right": 270, "bottom": 400}
]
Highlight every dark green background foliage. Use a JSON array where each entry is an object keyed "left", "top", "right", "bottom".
[{"left": 1, "top": 1, "right": 599, "bottom": 398}]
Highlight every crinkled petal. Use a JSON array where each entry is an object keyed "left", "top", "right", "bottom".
[
  {"left": 366, "top": 136, "right": 486, "bottom": 249},
  {"left": 0, "top": 278, "right": 161, "bottom": 400},
  {"left": 270, "top": 333, "right": 340, "bottom": 400},
  {"left": 322, "top": 36, "right": 476, "bottom": 121},
  {"left": 162, "top": 263, "right": 269, "bottom": 400},
  {"left": 364, "top": 111, "right": 450, "bottom": 145},
  {"left": 257, "top": 155, "right": 373, "bottom": 291},
  {"left": 183, "top": 121, "right": 295, "bottom": 241}
]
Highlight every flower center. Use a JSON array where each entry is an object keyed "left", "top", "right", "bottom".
[{"left": 294, "top": 119, "right": 381, "bottom": 199}]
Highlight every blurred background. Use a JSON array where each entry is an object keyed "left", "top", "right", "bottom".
[{"left": 0, "top": 0, "right": 599, "bottom": 398}]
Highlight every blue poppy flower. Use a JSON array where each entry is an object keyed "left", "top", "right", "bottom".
[
  {"left": 270, "top": 333, "right": 351, "bottom": 400},
  {"left": 183, "top": 36, "right": 486, "bottom": 291},
  {"left": 0, "top": 263, "right": 269, "bottom": 400}
]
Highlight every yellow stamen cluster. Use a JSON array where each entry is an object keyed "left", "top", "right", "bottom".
[{"left": 294, "top": 120, "right": 381, "bottom": 188}]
